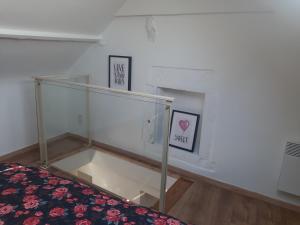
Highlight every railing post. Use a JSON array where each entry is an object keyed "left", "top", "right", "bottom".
[
  {"left": 35, "top": 79, "right": 48, "bottom": 168},
  {"left": 85, "top": 75, "right": 92, "bottom": 147},
  {"left": 159, "top": 102, "right": 171, "bottom": 212}
]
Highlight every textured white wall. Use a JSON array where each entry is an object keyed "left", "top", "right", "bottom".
[{"left": 70, "top": 1, "right": 300, "bottom": 205}]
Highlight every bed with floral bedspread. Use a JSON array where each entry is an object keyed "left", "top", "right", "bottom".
[{"left": 0, "top": 163, "right": 187, "bottom": 225}]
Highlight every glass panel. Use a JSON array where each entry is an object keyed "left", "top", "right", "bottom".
[
  {"left": 41, "top": 81, "right": 89, "bottom": 162},
  {"left": 39, "top": 79, "right": 173, "bottom": 210}
]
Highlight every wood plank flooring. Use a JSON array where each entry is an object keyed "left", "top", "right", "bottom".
[
  {"left": 0, "top": 138, "right": 299, "bottom": 225},
  {"left": 169, "top": 180, "right": 300, "bottom": 225}
]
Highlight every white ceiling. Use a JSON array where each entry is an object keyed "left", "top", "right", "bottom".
[
  {"left": 116, "top": 0, "right": 300, "bottom": 37},
  {"left": 0, "top": 39, "right": 91, "bottom": 76},
  {"left": 1, "top": 0, "right": 299, "bottom": 41},
  {"left": 0, "top": 0, "right": 125, "bottom": 36},
  {"left": 116, "top": 0, "right": 274, "bottom": 16}
]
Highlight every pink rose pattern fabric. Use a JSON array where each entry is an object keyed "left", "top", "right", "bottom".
[{"left": 0, "top": 164, "right": 188, "bottom": 225}]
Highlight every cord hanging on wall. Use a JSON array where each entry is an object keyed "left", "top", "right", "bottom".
[{"left": 145, "top": 16, "right": 157, "bottom": 42}]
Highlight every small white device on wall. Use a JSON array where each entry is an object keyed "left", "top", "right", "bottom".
[
  {"left": 145, "top": 16, "right": 157, "bottom": 42},
  {"left": 278, "top": 140, "right": 300, "bottom": 196}
]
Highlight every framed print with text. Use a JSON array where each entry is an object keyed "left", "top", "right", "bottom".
[
  {"left": 109, "top": 55, "right": 132, "bottom": 91},
  {"left": 169, "top": 110, "right": 200, "bottom": 152}
]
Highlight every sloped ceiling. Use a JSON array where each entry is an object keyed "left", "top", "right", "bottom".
[
  {"left": 0, "top": 0, "right": 126, "bottom": 41},
  {"left": 116, "top": 0, "right": 300, "bottom": 41},
  {"left": 116, "top": 0, "right": 273, "bottom": 16},
  {"left": 0, "top": 0, "right": 126, "bottom": 76},
  {"left": 0, "top": 39, "right": 91, "bottom": 76}
]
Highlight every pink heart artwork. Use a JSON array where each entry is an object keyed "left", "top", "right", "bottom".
[{"left": 179, "top": 120, "right": 190, "bottom": 132}]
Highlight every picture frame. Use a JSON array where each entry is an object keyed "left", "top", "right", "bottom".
[
  {"left": 169, "top": 110, "right": 200, "bottom": 152},
  {"left": 109, "top": 55, "right": 132, "bottom": 91}
]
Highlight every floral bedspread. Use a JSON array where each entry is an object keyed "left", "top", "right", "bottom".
[{"left": 0, "top": 163, "right": 187, "bottom": 225}]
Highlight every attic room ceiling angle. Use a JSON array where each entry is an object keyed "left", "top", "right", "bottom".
[{"left": 0, "top": 0, "right": 126, "bottom": 42}]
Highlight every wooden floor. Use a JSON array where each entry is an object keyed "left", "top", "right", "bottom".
[
  {"left": 1, "top": 137, "right": 299, "bottom": 225},
  {"left": 170, "top": 180, "right": 300, "bottom": 225}
]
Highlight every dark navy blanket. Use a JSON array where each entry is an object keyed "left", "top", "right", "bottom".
[{"left": 0, "top": 163, "right": 187, "bottom": 225}]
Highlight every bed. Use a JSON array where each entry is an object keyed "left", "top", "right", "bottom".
[{"left": 0, "top": 163, "right": 187, "bottom": 225}]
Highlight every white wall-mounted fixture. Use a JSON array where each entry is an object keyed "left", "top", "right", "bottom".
[
  {"left": 278, "top": 140, "right": 300, "bottom": 196},
  {"left": 145, "top": 16, "right": 157, "bottom": 42}
]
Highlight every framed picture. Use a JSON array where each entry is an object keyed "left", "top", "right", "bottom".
[
  {"left": 109, "top": 55, "right": 132, "bottom": 91},
  {"left": 169, "top": 110, "right": 200, "bottom": 152}
]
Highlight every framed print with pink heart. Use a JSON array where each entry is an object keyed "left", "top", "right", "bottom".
[{"left": 169, "top": 110, "right": 200, "bottom": 152}]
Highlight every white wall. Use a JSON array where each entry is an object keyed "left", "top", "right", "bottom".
[
  {"left": 0, "top": 39, "right": 92, "bottom": 155},
  {"left": 0, "top": 78, "right": 37, "bottom": 154},
  {"left": 70, "top": 1, "right": 300, "bottom": 205}
]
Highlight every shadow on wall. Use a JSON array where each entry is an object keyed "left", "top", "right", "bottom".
[
  {"left": 20, "top": 79, "right": 38, "bottom": 147},
  {"left": 0, "top": 39, "right": 92, "bottom": 77},
  {"left": 0, "top": 38, "right": 93, "bottom": 155}
]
